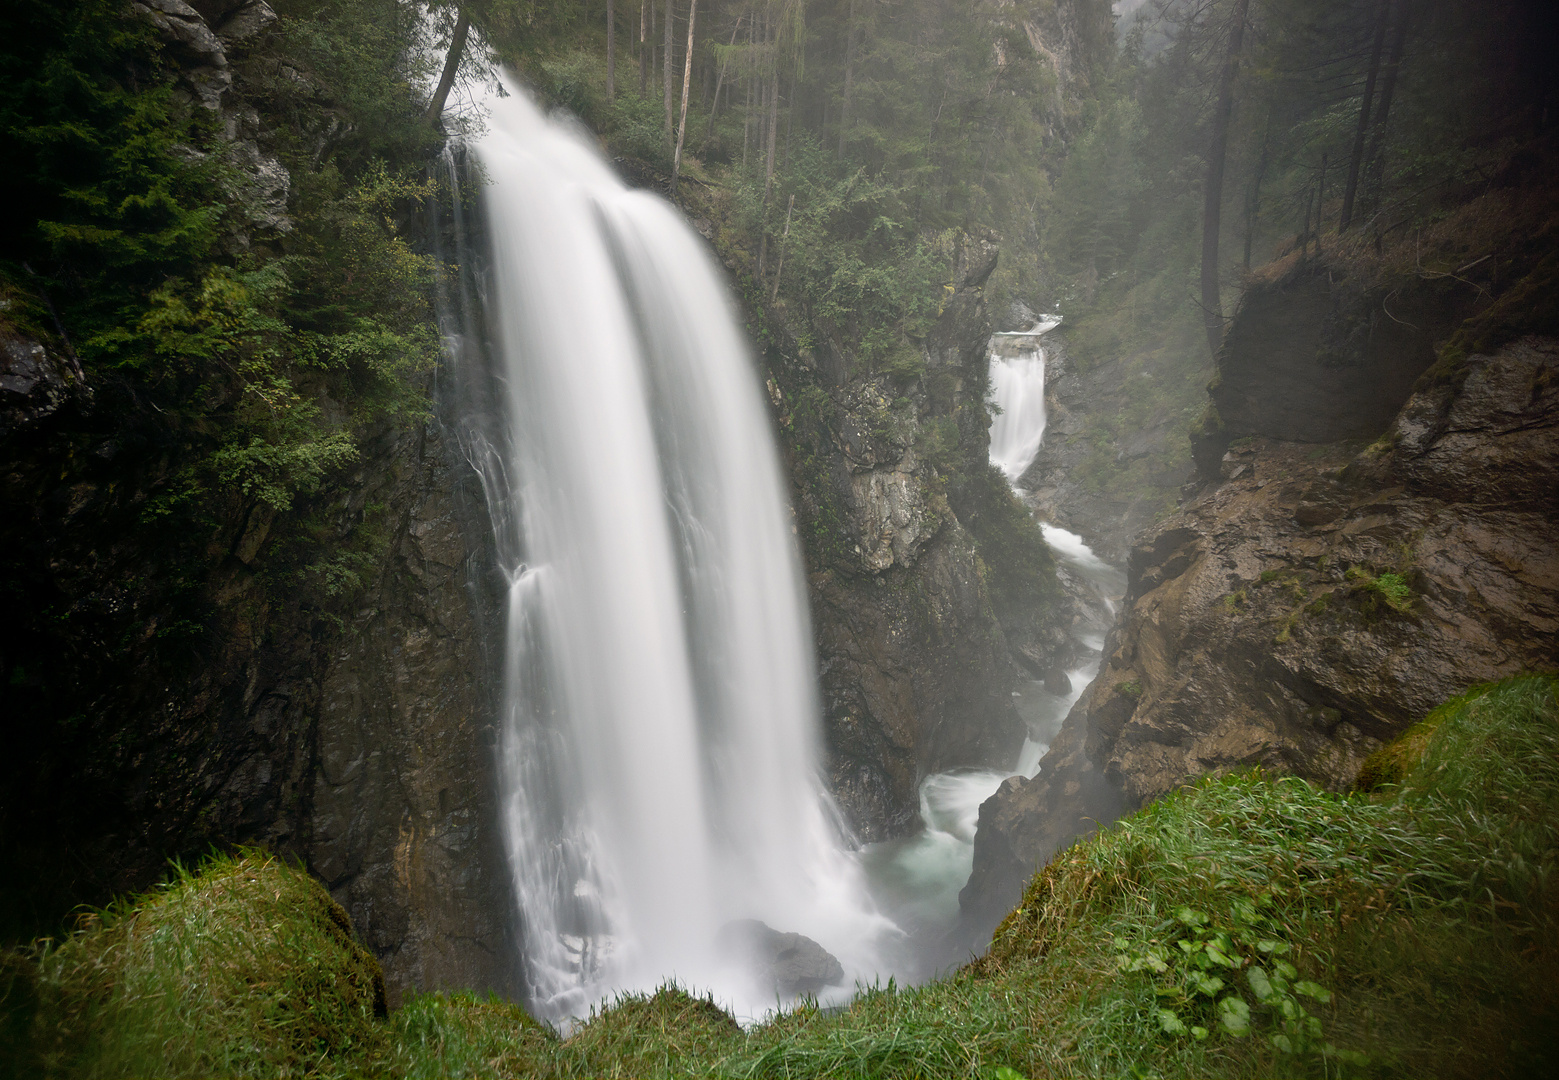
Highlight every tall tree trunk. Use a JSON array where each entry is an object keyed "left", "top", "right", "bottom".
[
  {"left": 1199, "top": 0, "right": 1250, "bottom": 358},
  {"left": 704, "top": 14, "right": 743, "bottom": 151},
  {"left": 838, "top": 0, "right": 857, "bottom": 158},
  {"left": 639, "top": 0, "right": 648, "bottom": 95},
  {"left": 1243, "top": 118, "right": 1271, "bottom": 268},
  {"left": 1340, "top": 0, "right": 1391, "bottom": 232},
  {"left": 1361, "top": 0, "right": 1411, "bottom": 221},
  {"left": 425, "top": 5, "right": 472, "bottom": 126},
  {"left": 758, "top": 53, "right": 780, "bottom": 276},
  {"left": 607, "top": 0, "right": 616, "bottom": 100},
  {"left": 664, "top": 0, "right": 675, "bottom": 142},
  {"left": 672, "top": 0, "right": 699, "bottom": 192},
  {"left": 1314, "top": 152, "right": 1329, "bottom": 251}
]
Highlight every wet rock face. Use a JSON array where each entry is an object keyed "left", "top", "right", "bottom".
[
  {"left": 963, "top": 336, "right": 1559, "bottom": 933},
  {"left": 762, "top": 232, "right": 1062, "bottom": 841},
  {"left": 0, "top": 327, "right": 76, "bottom": 440},
  {"left": 308, "top": 425, "right": 516, "bottom": 1008},
  {"left": 1203, "top": 259, "right": 1474, "bottom": 457}
]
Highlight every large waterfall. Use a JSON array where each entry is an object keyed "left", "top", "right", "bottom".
[{"left": 444, "top": 79, "right": 890, "bottom": 1020}]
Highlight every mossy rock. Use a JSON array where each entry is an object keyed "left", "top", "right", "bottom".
[{"left": 27, "top": 850, "right": 387, "bottom": 1077}]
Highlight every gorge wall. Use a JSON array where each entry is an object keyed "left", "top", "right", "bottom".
[
  {"left": 741, "top": 232, "right": 1074, "bottom": 841},
  {"left": 963, "top": 238, "right": 1559, "bottom": 929},
  {"left": 0, "top": 0, "right": 514, "bottom": 1007}
]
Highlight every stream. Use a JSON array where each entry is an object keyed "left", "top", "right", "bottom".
[{"left": 854, "top": 320, "right": 1126, "bottom": 977}]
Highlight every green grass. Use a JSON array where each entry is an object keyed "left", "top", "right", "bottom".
[
  {"left": 13, "top": 851, "right": 386, "bottom": 1078},
  {"left": 6, "top": 676, "right": 1556, "bottom": 1078}
]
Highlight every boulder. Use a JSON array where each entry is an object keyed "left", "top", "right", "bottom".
[{"left": 716, "top": 920, "right": 844, "bottom": 998}]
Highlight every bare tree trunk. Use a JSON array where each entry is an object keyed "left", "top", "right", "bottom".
[
  {"left": 1199, "top": 0, "right": 1250, "bottom": 358},
  {"left": 664, "top": 0, "right": 675, "bottom": 142},
  {"left": 1361, "top": 0, "right": 1411, "bottom": 220},
  {"left": 1243, "top": 118, "right": 1271, "bottom": 268},
  {"left": 771, "top": 193, "right": 795, "bottom": 301},
  {"left": 704, "top": 14, "right": 743, "bottom": 150},
  {"left": 672, "top": 0, "right": 699, "bottom": 192},
  {"left": 757, "top": 51, "right": 780, "bottom": 276},
  {"left": 1314, "top": 152, "right": 1329, "bottom": 251},
  {"left": 425, "top": 5, "right": 472, "bottom": 126},
  {"left": 639, "top": 0, "right": 648, "bottom": 94},
  {"left": 607, "top": 0, "right": 616, "bottom": 100},
  {"left": 838, "top": 0, "right": 857, "bottom": 159},
  {"left": 1340, "top": 0, "right": 1390, "bottom": 232}
]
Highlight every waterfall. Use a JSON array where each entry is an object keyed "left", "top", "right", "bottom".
[
  {"left": 987, "top": 317, "right": 1061, "bottom": 482},
  {"left": 442, "top": 77, "right": 890, "bottom": 1021}
]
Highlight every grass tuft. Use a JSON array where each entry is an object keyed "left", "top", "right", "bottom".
[{"left": 25, "top": 849, "right": 385, "bottom": 1078}]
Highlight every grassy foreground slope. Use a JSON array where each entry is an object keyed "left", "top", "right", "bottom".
[{"left": 4, "top": 675, "right": 1555, "bottom": 1079}]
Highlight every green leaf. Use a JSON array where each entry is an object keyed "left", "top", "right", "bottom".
[
  {"left": 1272, "top": 1034, "right": 1295, "bottom": 1054},
  {"left": 1247, "top": 966, "right": 1277, "bottom": 1003},
  {"left": 1217, "top": 996, "right": 1252, "bottom": 1036},
  {"left": 1156, "top": 1008, "right": 1188, "bottom": 1036},
  {"left": 1176, "top": 906, "right": 1208, "bottom": 928},
  {"left": 1293, "top": 980, "right": 1333, "bottom": 1003},
  {"left": 1274, "top": 959, "right": 1298, "bottom": 980},
  {"left": 1256, "top": 939, "right": 1290, "bottom": 955},
  {"left": 1188, "top": 971, "right": 1225, "bottom": 997},
  {"left": 1190, "top": 1025, "right": 1210, "bottom": 1041},
  {"left": 994, "top": 1068, "right": 1028, "bottom": 1080},
  {"left": 1205, "top": 941, "right": 1239, "bottom": 969}
]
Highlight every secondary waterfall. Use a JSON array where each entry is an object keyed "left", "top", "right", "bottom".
[
  {"left": 445, "top": 78, "right": 890, "bottom": 1021},
  {"left": 859, "top": 319, "right": 1126, "bottom": 963},
  {"left": 988, "top": 316, "right": 1061, "bottom": 482}
]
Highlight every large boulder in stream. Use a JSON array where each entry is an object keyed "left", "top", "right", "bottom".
[{"left": 717, "top": 920, "right": 845, "bottom": 998}]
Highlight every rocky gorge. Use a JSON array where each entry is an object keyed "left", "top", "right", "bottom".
[{"left": 964, "top": 241, "right": 1559, "bottom": 928}]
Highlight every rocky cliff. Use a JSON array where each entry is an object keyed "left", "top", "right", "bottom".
[
  {"left": 736, "top": 233, "right": 1071, "bottom": 840},
  {"left": 0, "top": 0, "right": 514, "bottom": 1007},
  {"left": 964, "top": 320, "right": 1559, "bottom": 929}
]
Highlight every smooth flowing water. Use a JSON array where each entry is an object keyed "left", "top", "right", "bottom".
[
  {"left": 860, "top": 319, "right": 1125, "bottom": 959},
  {"left": 450, "top": 78, "right": 892, "bottom": 1021},
  {"left": 987, "top": 317, "right": 1062, "bottom": 482}
]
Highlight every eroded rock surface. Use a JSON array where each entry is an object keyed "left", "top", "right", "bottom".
[
  {"left": 759, "top": 233, "right": 1068, "bottom": 839},
  {"left": 963, "top": 336, "right": 1559, "bottom": 931}
]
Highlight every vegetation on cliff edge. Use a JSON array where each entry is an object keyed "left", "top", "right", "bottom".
[{"left": 5, "top": 674, "right": 1553, "bottom": 1079}]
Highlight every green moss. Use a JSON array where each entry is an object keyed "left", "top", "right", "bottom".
[{"left": 23, "top": 850, "right": 385, "bottom": 1078}]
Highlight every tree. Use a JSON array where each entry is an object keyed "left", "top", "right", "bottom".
[
  {"left": 1200, "top": 0, "right": 1249, "bottom": 358},
  {"left": 426, "top": 4, "right": 472, "bottom": 126},
  {"left": 672, "top": 0, "right": 699, "bottom": 191}
]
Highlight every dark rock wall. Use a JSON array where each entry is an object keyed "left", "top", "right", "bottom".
[
  {"left": 0, "top": 313, "right": 514, "bottom": 1002},
  {"left": 308, "top": 423, "right": 515, "bottom": 1007},
  {"left": 963, "top": 335, "right": 1559, "bottom": 932},
  {"left": 756, "top": 234, "right": 1070, "bottom": 841},
  {"left": 1199, "top": 258, "right": 1475, "bottom": 464}
]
